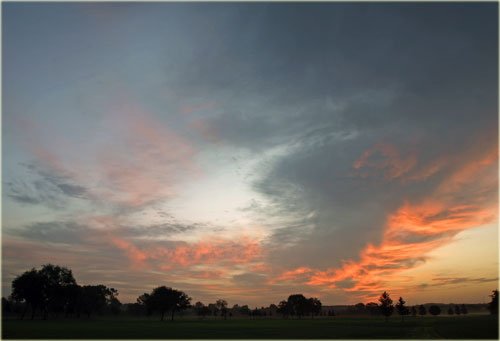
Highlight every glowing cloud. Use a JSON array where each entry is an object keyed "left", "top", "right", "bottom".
[{"left": 276, "top": 141, "right": 498, "bottom": 300}]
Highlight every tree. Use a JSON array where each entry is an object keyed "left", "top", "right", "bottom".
[
  {"left": 169, "top": 289, "right": 191, "bottom": 321},
  {"left": 460, "top": 304, "right": 468, "bottom": 315},
  {"left": 216, "top": 299, "right": 228, "bottom": 320},
  {"left": 277, "top": 300, "right": 290, "bottom": 318},
  {"left": 447, "top": 306, "right": 454, "bottom": 315},
  {"left": 418, "top": 305, "right": 427, "bottom": 316},
  {"left": 137, "top": 293, "right": 153, "bottom": 316},
  {"left": 11, "top": 264, "right": 77, "bottom": 320},
  {"left": 239, "top": 305, "right": 251, "bottom": 316},
  {"left": 378, "top": 291, "right": 394, "bottom": 322},
  {"left": 488, "top": 290, "right": 498, "bottom": 315},
  {"left": 287, "top": 294, "right": 308, "bottom": 319},
  {"left": 269, "top": 303, "right": 278, "bottom": 317},
  {"left": 308, "top": 298, "right": 322, "bottom": 318},
  {"left": 354, "top": 302, "right": 365, "bottom": 314},
  {"left": 208, "top": 303, "right": 218, "bottom": 316},
  {"left": 194, "top": 302, "right": 210, "bottom": 319},
  {"left": 454, "top": 305, "right": 461, "bottom": 315},
  {"left": 366, "top": 302, "right": 379, "bottom": 315},
  {"left": 38, "top": 264, "right": 77, "bottom": 319},
  {"left": 429, "top": 305, "right": 441, "bottom": 316},
  {"left": 395, "top": 297, "right": 409, "bottom": 322},
  {"left": 78, "top": 285, "right": 117, "bottom": 318},
  {"left": 11, "top": 268, "right": 46, "bottom": 320},
  {"left": 144, "top": 286, "right": 191, "bottom": 321},
  {"left": 108, "top": 297, "right": 122, "bottom": 315}
]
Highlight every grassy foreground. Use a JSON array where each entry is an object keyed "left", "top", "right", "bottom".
[{"left": 2, "top": 315, "right": 498, "bottom": 339}]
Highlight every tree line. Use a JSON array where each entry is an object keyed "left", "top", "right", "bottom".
[{"left": 4, "top": 264, "right": 498, "bottom": 321}]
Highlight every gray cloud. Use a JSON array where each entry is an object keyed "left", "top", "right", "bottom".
[
  {"left": 432, "top": 277, "right": 499, "bottom": 286},
  {"left": 182, "top": 4, "right": 498, "bottom": 273},
  {"left": 6, "top": 163, "right": 88, "bottom": 209},
  {"left": 232, "top": 273, "right": 267, "bottom": 287}
]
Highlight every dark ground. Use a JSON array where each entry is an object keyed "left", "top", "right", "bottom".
[{"left": 2, "top": 315, "right": 498, "bottom": 339}]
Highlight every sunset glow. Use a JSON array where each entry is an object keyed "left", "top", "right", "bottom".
[{"left": 3, "top": 2, "right": 498, "bottom": 307}]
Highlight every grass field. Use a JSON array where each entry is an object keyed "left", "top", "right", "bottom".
[{"left": 2, "top": 315, "right": 498, "bottom": 339}]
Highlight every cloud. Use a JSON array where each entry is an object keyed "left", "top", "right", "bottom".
[
  {"left": 93, "top": 100, "right": 199, "bottom": 208},
  {"left": 6, "top": 160, "right": 88, "bottom": 209},
  {"left": 7, "top": 221, "right": 87, "bottom": 244},
  {"left": 232, "top": 273, "right": 267, "bottom": 287},
  {"left": 431, "top": 276, "right": 499, "bottom": 286},
  {"left": 353, "top": 142, "right": 418, "bottom": 180},
  {"left": 272, "top": 139, "right": 497, "bottom": 299},
  {"left": 3, "top": 3, "right": 497, "bottom": 306}
]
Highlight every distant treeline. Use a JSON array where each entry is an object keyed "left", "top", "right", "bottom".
[{"left": 3, "top": 264, "right": 498, "bottom": 321}]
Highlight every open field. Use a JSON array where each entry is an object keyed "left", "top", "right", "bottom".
[{"left": 2, "top": 315, "right": 498, "bottom": 339}]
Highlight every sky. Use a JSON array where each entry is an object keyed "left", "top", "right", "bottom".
[{"left": 2, "top": 2, "right": 498, "bottom": 307}]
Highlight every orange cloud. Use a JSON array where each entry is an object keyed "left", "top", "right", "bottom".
[
  {"left": 269, "top": 266, "right": 314, "bottom": 284},
  {"left": 109, "top": 236, "right": 148, "bottom": 269},
  {"left": 154, "top": 236, "right": 262, "bottom": 268},
  {"left": 277, "top": 140, "right": 498, "bottom": 301},
  {"left": 109, "top": 235, "right": 262, "bottom": 271}
]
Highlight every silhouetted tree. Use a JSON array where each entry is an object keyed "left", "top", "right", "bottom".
[
  {"left": 251, "top": 307, "right": 261, "bottom": 318},
  {"left": 395, "top": 297, "right": 409, "bottom": 322},
  {"left": 108, "top": 297, "right": 122, "bottom": 315},
  {"left": 194, "top": 302, "right": 210, "bottom": 319},
  {"left": 11, "top": 264, "right": 78, "bottom": 320},
  {"left": 378, "top": 291, "right": 394, "bottom": 322},
  {"left": 277, "top": 300, "right": 290, "bottom": 318},
  {"left": 208, "top": 303, "right": 218, "bottom": 316},
  {"left": 287, "top": 294, "right": 308, "bottom": 319},
  {"left": 354, "top": 302, "right": 365, "bottom": 314},
  {"left": 38, "top": 264, "right": 77, "bottom": 319},
  {"left": 460, "top": 304, "right": 468, "bottom": 315},
  {"left": 418, "top": 305, "right": 427, "bottom": 316},
  {"left": 11, "top": 268, "right": 46, "bottom": 319},
  {"left": 216, "top": 299, "right": 228, "bottom": 320},
  {"left": 78, "top": 285, "right": 117, "bottom": 318},
  {"left": 366, "top": 302, "right": 379, "bottom": 315},
  {"left": 308, "top": 298, "right": 322, "bottom": 318},
  {"left": 429, "top": 305, "right": 441, "bottom": 316},
  {"left": 239, "top": 305, "right": 251, "bottom": 316},
  {"left": 144, "top": 286, "right": 191, "bottom": 321},
  {"left": 447, "top": 306, "right": 454, "bottom": 315},
  {"left": 488, "top": 290, "right": 498, "bottom": 315},
  {"left": 454, "top": 305, "right": 461, "bottom": 315},
  {"left": 137, "top": 293, "right": 153, "bottom": 316},
  {"left": 269, "top": 303, "right": 278, "bottom": 317}
]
